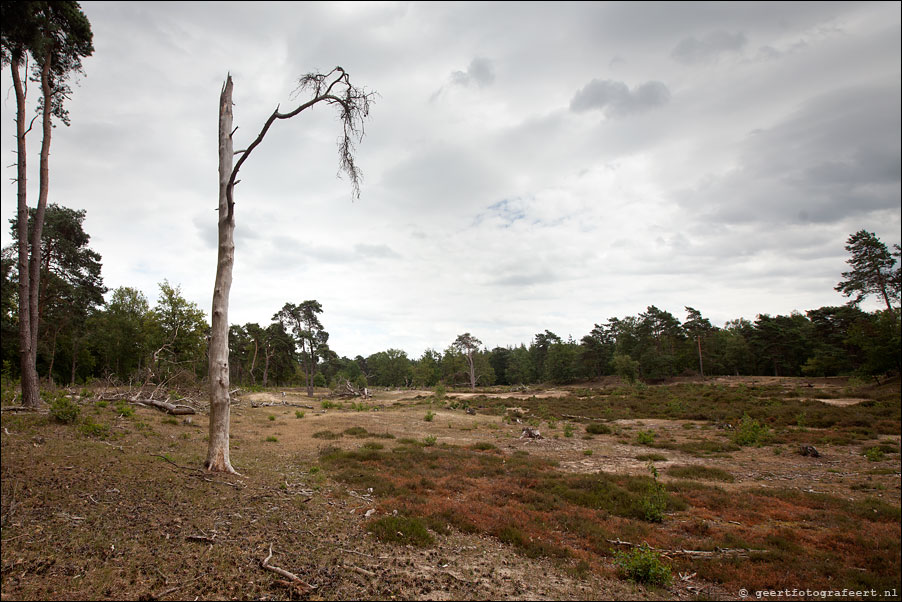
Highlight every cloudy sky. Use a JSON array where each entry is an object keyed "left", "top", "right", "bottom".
[{"left": 2, "top": 1, "right": 900, "bottom": 358}]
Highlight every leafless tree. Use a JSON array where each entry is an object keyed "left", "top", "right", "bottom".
[{"left": 207, "top": 68, "right": 373, "bottom": 473}]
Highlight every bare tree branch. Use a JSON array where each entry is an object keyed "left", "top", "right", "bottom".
[{"left": 225, "top": 67, "right": 374, "bottom": 220}]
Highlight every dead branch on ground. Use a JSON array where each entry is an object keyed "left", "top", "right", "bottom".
[{"left": 261, "top": 543, "right": 315, "bottom": 593}]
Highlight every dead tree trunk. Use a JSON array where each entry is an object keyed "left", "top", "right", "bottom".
[
  {"left": 204, "top": 68, "right": 372, "bottom": 473},
  {"left": 205, "top": 76, "right": 238, "bottom": 475}
]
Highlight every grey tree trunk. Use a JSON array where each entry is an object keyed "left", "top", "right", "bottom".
[
  {"left": 467, "top": 352, "right": 476, "bottom": 391},
  {"left": 205, "top": 76, "right": 238, "bottom": 474}
]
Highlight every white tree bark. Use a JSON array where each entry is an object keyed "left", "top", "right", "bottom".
[{"left": 206, "top": 76, "right": 238, "bottom": 474}]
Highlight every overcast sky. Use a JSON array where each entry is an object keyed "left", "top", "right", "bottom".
[{"left": 2, "top": 1, "right": 900, "bottom": 358}]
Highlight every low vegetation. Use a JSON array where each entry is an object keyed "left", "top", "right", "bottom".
[{"left": 1, "top": 376, "right": 899, "bottom": 600}]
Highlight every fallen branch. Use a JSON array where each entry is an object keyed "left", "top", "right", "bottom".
[
  {"left": 0, "top": 406, "right": 48, "bottom": 413},
  {"left": 261, "top": 543, "right": 315, "bottom": 591},
  {"left": 344, "top": 564, "right": 375, "bottom": 577},
  {"left": 605, "top": 538, "right": 763, "bottom": 558},
  {"left": 138, "top": 399, "right": 196, "bottom": 415},
  {"left": 561, "top": 413, "right": 606, "bottom": 422}
]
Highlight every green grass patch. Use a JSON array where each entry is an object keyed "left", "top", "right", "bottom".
[{"left": 367, "top": 515, "right": 434, "bottom": 546}]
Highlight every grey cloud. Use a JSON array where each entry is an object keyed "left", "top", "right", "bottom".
[
  {"left": 450, "top": 57, "right": 495, "bottom": 88},
  {"left": 671, "top": 31, "right": 747, "bottom": 64},
  {"left": 677, "top": 84, "right": 901, "bottom": 225},
  {"left": 569, "top": 79, "right": 670, "bottom": 116}
]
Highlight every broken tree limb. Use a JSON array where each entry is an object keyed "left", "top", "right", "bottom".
[
  {"left": 261, "top": 543, "right": 315, "bottom": 590},
  {"left": 139, "top": 399, "right": 196, "bottom": 415},
  {"left": 605, "top": 538, "right": 763, "bottom": 558}
]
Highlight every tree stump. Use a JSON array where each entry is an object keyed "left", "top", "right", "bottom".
[{"left": 799, "top": 445, "right": 820, "bottom": 457}]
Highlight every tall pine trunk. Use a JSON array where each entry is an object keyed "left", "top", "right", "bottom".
[
  {"left": 12, "top": 60, "right": 40, "bottom": 407},
  {"left": 14, "top": 56, "right": 53, "bottom": 408},
  {"left": 206, "top": 76, "right": 238, "bottom": 474}
]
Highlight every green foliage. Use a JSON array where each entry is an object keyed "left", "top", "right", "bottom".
[
  {"left": 835, "top": 230, "right": 899, "bottom": 310},
  {"left": 424, "top": 411, "right": 435, "bottom": 422},
  {"left": 864, "top": 447, "right": 885, "bottom": 462},
  {"left": 422, "top": 435, "right": 437, "bottom": 447},
  {"left": 434, "top": 383, "right": 446, "bottom": 400},
  {"left": 732, "top": 414, "right": 771, "bottom": 446},
  {"left": 78, "top": 417, "right": 110, "bottom": 439},
  {"left": 367, "top": 516, "right": 434, "bottom": 546},
  {"left": 563, "top": 424, "right": 574, "bottom": 438},
  {"left": 640, "top": 462, "right": 668, "bottom": 522},
  {"left": 49, "top": 393, "right": 80, "bottom": 423},
  {"left": 295, "top": 410, "right": 305, "bottom": 418},
  {"left": 586, "top": 422, "right": 611, "bottom": 435},
  {"left": 265, "top": 436, "right": 278, "bottom": 443},
  {"left": 636, "top": 430, "right": 655, "bottom": 445},
  {"left": 114, "top": 402, "right": 134, "bottom": 418},
  {"left": 611, "top": 353, "right": 640, "bottom": 384},
  {"left": 614, "top": 543, "right": 672, "bottom": 586}
]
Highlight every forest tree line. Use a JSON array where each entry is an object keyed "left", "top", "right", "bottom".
[{"left": 1, "top": 203, "right": 900, "bottom": 391}]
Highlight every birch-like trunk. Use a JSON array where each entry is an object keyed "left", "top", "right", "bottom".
[{"left": 206, "top": 76, "right": 238, "bottom": 474}]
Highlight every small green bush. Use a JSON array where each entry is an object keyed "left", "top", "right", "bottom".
[
  {"left": 732, "top": 414, "right": 771, "bottom": 446},
  {"left": 640, "top": 462, "right": 668, "bottom": 522},
  {"left": 586, "top": 423, "right": 611, "bottom": 435},
  {"left": 636, "top": 430, "right": 655, "bottom": 445},
  {"left": 295, "top": 410, "right": 305, "bottom": 419},
  {"left": 50, "top": 395, "right": 80, "bottom": 424},
  {"left": 115, "top": 402, "right": 135, "bottom": 418},
  {"left": 423, "top": 435, "right": 437, "bottom": 447},
  {"left": 614, "top": 543, "right": 671, "bottom": 586},
  {"left": 864, "top": 447, "right": 885, "bottom": 462},
  {"left": 268, "top": 414, "right": 276, "bottom": 421},
  {"left": 424, "top": 411, "right": 435, "bottom": 422},
  {"left": 265, "top": 435, "right": 278, "bottom": 442},
  {"left": 563, "top": 424, "right": 574, "bottom": 438}
]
